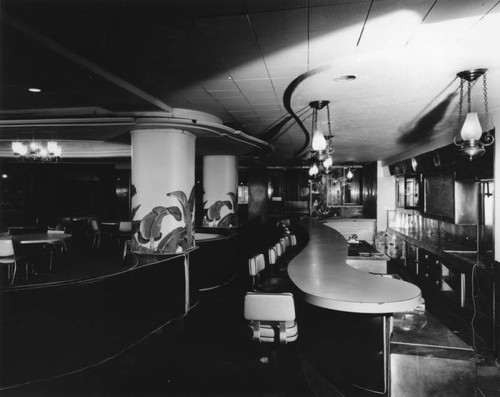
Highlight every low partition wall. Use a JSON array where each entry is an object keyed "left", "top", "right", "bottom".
[
  {"left": 0, "top": 254, "right": 189, "bottom": 389},
  {"left": 192, "top": 228, "right": 238, "bottom": 290}
]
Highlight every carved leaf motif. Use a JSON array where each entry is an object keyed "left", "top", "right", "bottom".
[
  {"left": 226, "top": 192, "right": 237, "bottom": 209},
  {"left": 218, "top": 213, "right": 237, "bottom": 228},
  {"left": 207, "top": 201, "right": 224, "bottom": 221},
  {"left": 131, "top": 204, "right": 141, "bottom": 220},
  {"left": 139, "top": 206, "right": 182, "bottom": 250},
  {"left": 168, "top": 186, "right": 195, "bottom": 248},
  {"left": 157, "top": 226, "right": 186, "bottom": 253}
]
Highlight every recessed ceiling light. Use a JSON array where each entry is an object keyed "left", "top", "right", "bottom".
[
  {"left": 2, "top": 174, "right": 8, "bottom": 179},
  {"left": 334, "top": 75, "right": 356, "bottom": 82},
  {"left": 28, "top": 87, "right": 41, "bottom": 92}
]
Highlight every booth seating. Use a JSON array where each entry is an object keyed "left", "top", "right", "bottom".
[
  {"left": 244, "top": 292, "right": 298, "bottom": 344},
  {"left": 248, "top": 253, "right": 292, "bottom": 293}
]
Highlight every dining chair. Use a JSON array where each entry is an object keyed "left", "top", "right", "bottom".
[
  {"left": 118, "top": 221, "right": 132, "bottom": 247},
  {"left": 0, "top": 238, "right": 20, "bottom": 285},
  {"left": 44, "top": 229, "right": 69, "bottom": 272},
  {"left": 90, "top": 219, "right": 113, "bottom": 249}
]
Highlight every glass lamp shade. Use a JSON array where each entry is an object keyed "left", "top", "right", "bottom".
[
  {"left": 323, "top": 156, "right": 333, "bottom": 169},
  {"left": 47, "top": 141, "right": 58, "bottom": 153},
  {"left": 53, "top": 145, "right": 62, "bottom": 157},
  {"left": 460, "top": 112, "right": 482, "bottom": 141},
  {"left": 29, "top": 141, "right": 40, "bottom": 152},
  {"left": 18, "top": 144, "right": 28, "bottom": 156},
  {"left": 309, "top": 163, "right": 319, "bottom": 176},
  {"left": 347, "top": 169, "right": 353, "bottom": 179},
  {"left": 11, "top": 141, "right": 22, "bottom": 154},
  {"left": 12, "top": 142, "right": 28, "bottom": 155},
  {"left": 311, "top": 129, "right": 327, "bottom": 151}
]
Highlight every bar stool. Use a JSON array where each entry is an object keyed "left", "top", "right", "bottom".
[
  {"left": 248, "top": 253, "right": 291, "bottom": 293},
  {"left": 244, "top": 292, "right": 299, "bottom": 392},
  {"left": 244, "top": 292, "right": 298, "bottom": 344}
]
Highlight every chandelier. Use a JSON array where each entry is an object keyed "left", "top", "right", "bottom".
[
  {"left": 308, "top": 100, "right": 335, "bottom": 176},
  {"left": 454, "top": 68, "right": 494, "bottom": 160},
  {"left": 11, "top": 140, "right": 62, "bottom": 162}
]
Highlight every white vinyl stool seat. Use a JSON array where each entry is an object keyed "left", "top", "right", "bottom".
[
  {"left": 248, "top": 253, "right": 266, "bottom": 289},
  {"left": 268, "top": 246, "right": 277, "bottom": 265},
  {"left": 275, "top": 242, "right": 283, "bottom": 258},
  {"left": 244, "top": 292, "right": 298, "bottom": 344}
]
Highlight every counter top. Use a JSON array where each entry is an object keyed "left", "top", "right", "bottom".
[
  {"left": 388, "top": 227, "right": 490, "bottom": 270},
  {"left": 288, "top": 220, "right": 422, "bottom": 314}
]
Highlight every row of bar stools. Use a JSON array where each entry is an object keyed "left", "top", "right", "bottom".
[
  {"left": 268, "top": 233, "right": 297, "bottom": 276},
  {"left": 248, "top": 253, "right": 292, "bottom": 293}
]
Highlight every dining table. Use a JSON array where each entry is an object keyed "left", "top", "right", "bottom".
[
  {"left": 10, "top": 233, "right": 72, "bottom": 245},
  {"left": 8, "top": 232, "right": 72, "bottom": 276}
]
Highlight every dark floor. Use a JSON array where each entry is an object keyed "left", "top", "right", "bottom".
[{"left": 2, "top": 239, "right": 500, "bottom": 396}]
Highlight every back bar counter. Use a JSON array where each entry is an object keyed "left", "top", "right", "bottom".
[{"left": 289, "top": 219, "right": 475, "bottom": 396}]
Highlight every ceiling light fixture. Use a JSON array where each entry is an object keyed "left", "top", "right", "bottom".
[
  {"left": 454, "top": 68, "right": 494, "bottom": 160},
  {"left": 11, "top": 140, "right": 62, "bottom": 162},
  {"left": 308, "top": 100, "right": 335, "bottom": 176},
  {"left": 28, "top": 87, "right": 41, "bottom": 93},
  {"left": 334, "top": 75, "right": 356, "bottom": 82}
]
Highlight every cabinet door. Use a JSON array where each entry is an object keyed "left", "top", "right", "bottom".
[
  {"left": 405, "top": 177, "right": 420, "bottom": 208},
  {"left": 396, "top": 177, "right": 405, "bottom": 208}
]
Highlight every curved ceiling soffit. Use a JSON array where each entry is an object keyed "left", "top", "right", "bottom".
[
  {"left": 133, "top": 117, "right": 274, "bottom": 156},
  {"left": 0, "top": 113, "right": 274, "bottom": 158},
  {"left": 283, "top": 64, "right": 336, "bottom": 160}
]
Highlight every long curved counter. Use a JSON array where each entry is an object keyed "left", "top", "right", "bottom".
[{"left": 288, "top": 219, "right": 422, "bottom": 314}]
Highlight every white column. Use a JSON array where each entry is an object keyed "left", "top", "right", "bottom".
[
  {"left": 493, "top": 109, "right": 500, "bottom": 260},
  {"left": 130, "top": 129, "right": 196, "bottom": 254},
  {"left": 377, "top": 161, "right": 395, "bottom": 233},
  {"left": 202, "top": 155, "right": 238, "bottom": 227}
]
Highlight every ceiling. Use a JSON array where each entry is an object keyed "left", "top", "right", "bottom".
[{"left": 1, "top": 0, "right": 499, "bottom": 166}]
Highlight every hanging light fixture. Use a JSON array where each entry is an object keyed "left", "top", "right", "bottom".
[
  {"left": 346, "top": 168, "right": 353, "bottom": 180},
  {"left": 11, "top": 140, "right": 62, "bottom": 162},
  {"left": 310, "top": 100, "right": 334, "bottom": 152},
  {"left": 454, "top": 68, "right": 494, "bottom": 160},
  {"left": 309, "top": 100, "right": 335, "bottom": 175},
  {"left": 322, "top": 155, "right": 333, "bottom": 170}
]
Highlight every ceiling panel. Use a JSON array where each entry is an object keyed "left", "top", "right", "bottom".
[
  {"left": 249, "top": 8, "right": 308, "bottom": 36},
  {"left": 194, "top": 15, "right": 261, "bottom": 57},
  {"left": 357, "top": 0, "right": 435, "bottom": 49},
  {"left": 309, "top": 2, "right": 371, "bottom": 33},
  {"left": 235, "top": 79, "right": 275, "bottom": 92},
  {"left": 223, "top": 56, "right": 270, "bottom": 80},
  {"left": 245, "top": 0, "right": 308, "bottom": 13}
]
